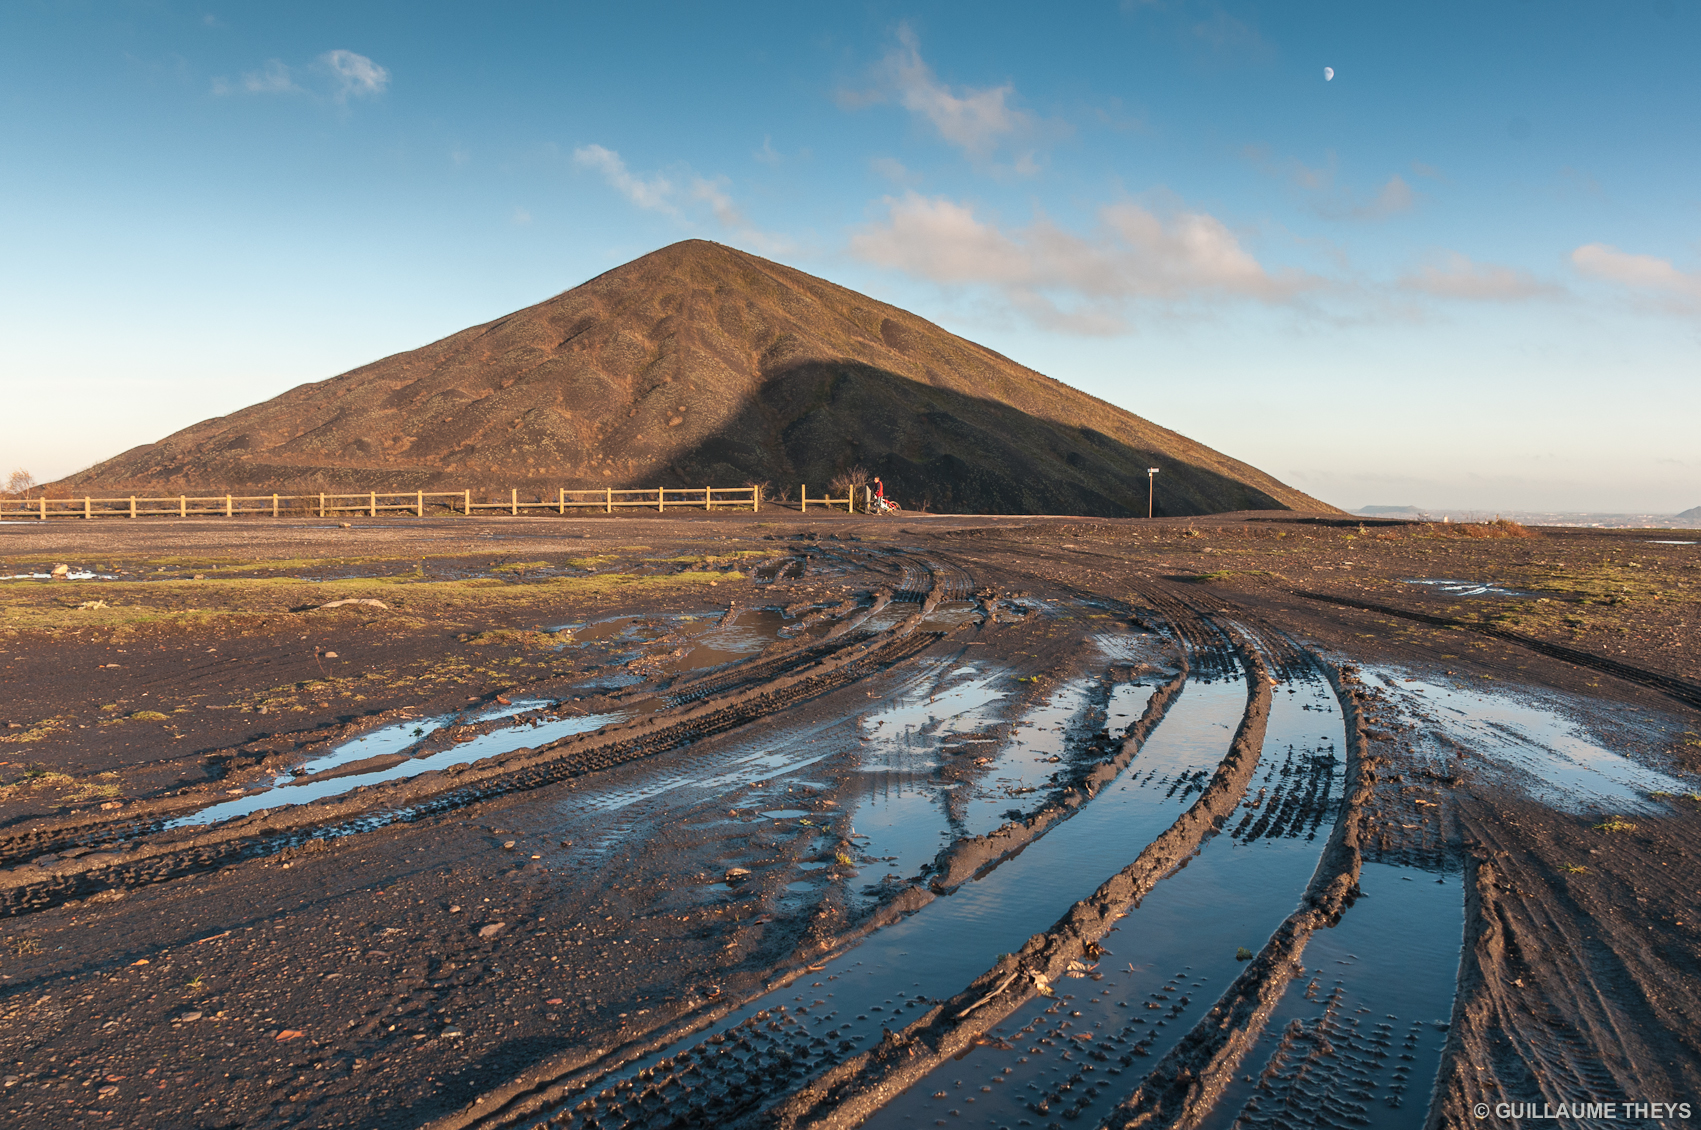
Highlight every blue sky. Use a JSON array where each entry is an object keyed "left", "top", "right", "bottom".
[{"left": 2, "top": 1, "right": 1697, "bottom": 511}]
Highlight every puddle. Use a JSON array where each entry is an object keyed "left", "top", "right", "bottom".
[
  {"left": 1647, "top": 540, "right": 1696, "bottom": 545},
  {"left": 955, "top": 679, "right": 1120, "bottom": 838},
  {"left": 917, "top": 600, "right": 984, "bottom": 632},
  {"left": 167, "top": 709, "right": 625, "bottom": 828},
  {"left": 1196, "top": 860, "right": 1462, "bottom": 1130},
  {"left": 523, "top": 671, "right": 1255, "bottom": 1129},
  {"left": 1403, "top": 579, "right": 1530, "bottom": 598},
  {"left": 1362, "top": 669, "right": 1691, "bottom": 812},
  {"left": 866, "top": 676, "right": 1345, "bottom": 1130}
]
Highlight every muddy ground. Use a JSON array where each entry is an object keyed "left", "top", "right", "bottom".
[{"left": 0, "top": 510, "right": 1696, "bottom": 1130}]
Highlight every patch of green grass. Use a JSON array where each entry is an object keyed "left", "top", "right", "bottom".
[
  {"left": 129, "top": 710, "right": 171, "bottom": 722},
  {"left": 1562, "top": 863, "right": 1588, "bottom": 874},
  {"left": 1235, "top": 946, "right": 1254, "bottom": 961},
  {"left": 1594, "top": 815, "right": 1637, "bottom": 833}
]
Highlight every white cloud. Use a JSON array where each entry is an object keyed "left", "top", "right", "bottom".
[
  {"left": 841, "top": 26, "right": 1043, "bottom": 163},
  {"left": 572, "top": 145, "right": 679, "bottom": 214},
  {"left": 211, "top": 59, "right": 297, "bottom": 96},
  {"left": 1571, "top": 243, "right": 1701, "bottom": 312},
  {"left": 849, "top": 191, "right": 1315, "bottom": 332},
  {"left": 320, "top": 50, "right": 389, "bottom": 101},
  {"left": 1399, "top": 252, "right": 1559, "bottom": 302}
]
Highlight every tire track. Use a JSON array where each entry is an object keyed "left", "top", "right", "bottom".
[{"left": 0, "top": 629, "right": 946, "bottom": 919}]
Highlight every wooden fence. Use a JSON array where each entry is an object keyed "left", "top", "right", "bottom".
[{"left": 0, "top": 483, "right": 858, "bottom": 519}]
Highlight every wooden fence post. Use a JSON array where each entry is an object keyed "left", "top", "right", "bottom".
[
  {"left": 273, "top": 493, "right": 279, "bottom": 518},
  {"left": 658, "top": 488, "right": 664, "bottom": 513},
  {"left": 416, "top": 490, "right": 423, "bottom": 517},
  {"left": 39, "top": 497, "right": 46, "bottom": 520},
  {"left": 83, "top": 496, "right": 90, "bottom": 520},
  {"left": 318, "top": 493, "right": 325, "bottom": 519},
  {"left": 558, "top": 488, "right": 564, "bottom": 516},
  {"left": 130, "top": 496, "right": 136, "bottom": 519},
  {"left": 510, "top": 488, "right": 517, "bottom": 516},
  {"left": 754, "top": 485, "right": 760, "bottom": 513},
  {"left": 606, "top": 487, "right": 612, "bottom": 514},
  {"left": 799, "top": 486, "right": 806, "bottom": 513},
  {"left": 180, "top": 495, "right": 186, "bottom": 518},
  {"left": 368, "top": 491, "right": 376, "bottom": 518}
]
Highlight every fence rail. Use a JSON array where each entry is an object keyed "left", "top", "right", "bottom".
[{"left": 0, "top": 483, "right": 874, "bottom": 519}]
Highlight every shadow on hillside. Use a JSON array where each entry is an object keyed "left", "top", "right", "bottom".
[{"left": 659, "top": 360, "right": 1287, "bottom": 518}]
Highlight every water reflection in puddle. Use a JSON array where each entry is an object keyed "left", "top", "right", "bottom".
[
  {"left": 1362, "top": 669, "right": 1691, "bottom": 812},
  {"left": 1403, "top": 579, "right": 1530, "bottom": 598},
  {"left": 530, "top": 672, "right": 1252, "bottom": 1128},
  {"left": 1198, "top": 861, "right": 1462, "bottom": 1130},
  {"left": 868, "top": 676, "right": 1344, "bottom": 1130},
  {"left": 169, "top": 706, "right": 624, "bottom": 828}
]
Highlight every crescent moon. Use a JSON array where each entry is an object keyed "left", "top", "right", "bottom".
[{"left": 1324, "top": 66, "right": 1335, "bottom": 81}]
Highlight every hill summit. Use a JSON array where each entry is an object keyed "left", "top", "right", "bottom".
[{"left": 59, "top": 240, "right": 1332, "bottom": 516}]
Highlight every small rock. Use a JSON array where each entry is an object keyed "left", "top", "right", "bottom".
[
  {"left": 276, "top": 1029, "right": 304, "bottom": 1041},
  {"left": 323, "top": 651, "right": 339, "bottom": 659},
  {"left": 449, "top": 905, "right": 462, "bottom": 914},
  {"left": 192, "top": 574, "right": 205, "bottom": 580},
  {"left": 478, "top": 922, "right": 505, "bottom": 938},
  {"left": 725, "top": 867, "right": 751, "bottom": 883},
  {"left": 50, "top": 563, "right": 69, "bottom": 577},
  {"left": 442, "top": 1027, "right": 465, "bottom": 1037},
  {"left": 546, "top": 998, "right": 563, "bottom": 1005},
  {"left": 98, "top": 1084, "right": 119, "bottom": 1096},
  {"left": 99, "top": 800, "right": 124, "bottom": 810},
  {"left": 339, "top": 522, "right": 352, "bottom": 528},
  {"left": 177, "top": 1011, "right": 202, "bottom": 1023},
  {"left": 503, "top": 841, "right": 516, "bottom": 850}
]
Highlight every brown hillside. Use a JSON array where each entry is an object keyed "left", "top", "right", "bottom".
[{"left": 57, "top": 240, "right": 1336, "bottom": 517}]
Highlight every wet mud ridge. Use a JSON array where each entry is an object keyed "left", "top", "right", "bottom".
[{"left": 0, "top": 620, "right": 952, "bottom": 920}]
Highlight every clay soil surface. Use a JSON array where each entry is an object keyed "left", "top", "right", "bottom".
[{"left": 0, "top": 510, "right": 1696, "bottom": 1130}]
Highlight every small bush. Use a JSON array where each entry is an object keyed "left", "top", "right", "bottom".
[
  {"left": 1235, "top": 946, "right": 1254, "bottom": 961},
  {"left": 129, "top": 710, "right": 171, "bottom": 722},
  {"left": 1594, "top": 815, "right": 1637, "bottom": 833}
]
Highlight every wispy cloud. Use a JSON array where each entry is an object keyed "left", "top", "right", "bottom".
[
  {"left": 870, "top": 156, "right": 916, "bottom": 184},
  {"left": 850, "top": 191, "right": 1316, "bottom": 332},
  {"left": 1571, "top": 243, "right": 1701, "bottom": 312},
  {"left": 1244, "top": 147, "right": 1418, "bottom": 221},
  {"left": 211, "top": 59, "right": 298, "bottom": 97},
  {"left": 573, "top": 145, "right": 679, "bottom": 214},
  {"left": 1399, "top": 251, "right": 1560, "bottom": 302},
  {"left": 320, "top": 50, "right": 389, "bottom": 101},
  {"left": 839, "top": 25, "right": 1054, "bottom": 167},
  {"left": 212, "top": 49, "right": 388, "bottom": 103},
  {"left": 1349, "top": 174, "right": 1415, "bottom": 220},
  {"left": 572, "top": 144, "right": 790, "bottom": 253}
]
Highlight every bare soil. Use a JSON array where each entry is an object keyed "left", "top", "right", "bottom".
[{"left": 0, "top": 510, "right": 1695, "bottom": 1130}]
